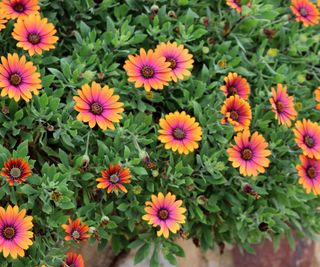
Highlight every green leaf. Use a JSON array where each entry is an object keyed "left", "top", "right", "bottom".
[{"left": 134, "top": 243, "right": 151, "bottom": 264}]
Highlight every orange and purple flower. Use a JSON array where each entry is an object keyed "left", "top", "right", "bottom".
[
  {"left": 142, "top": 192, "right": 186, "bottom": 239},
  {"left": 154, "top": 42, "right": 194, "bottom": 82},
  {"left": 12, "top": 14, "right": 59, "bottom": 56},
  {"left": 220, "top": 95, "right": 252, "bottom": 131},
  {"left": 290, "top": 0, "right": 319, "bottom": 27},
  {"left": 158, "top": 111, "right": 202, "bottom": 155},
  {"left": 1, "top": 158, "right": 32, "bottom": 186},
  {"left": 0, "top": 53, "right": 41, "bottom": 102},
  {"left": 96, "top": 163, "right": 131, "bottom": 193},
  {"left": 124, "top": 48, "right": 172, "bottom": 92},
  {"left": 73, "top": 82, "right": 124, "bottom": 131},
  {"left": 315, "top": 87, "right": 320, "bottom": 110},
  {"left": 62, "top": 218, "right": 90, "bottom": 243},
  {"left": 269, "top": 83, "right": 297, "bottom": 127},
  {"left": 293, "top": 119, "right": 320, "bottom": 159},
  {"left": 0, "top": 205, "right": 33, "bottom": 259},
  {"left": 63, "top": 252, "right": 85, "bottom": 267},
  {"left": 226, "top": 0, "right": 251, "bottom": 13},
  {"left": 220, "top": 72, "right": 251, "bottom": 100},
  {"left": 227, "top": 130, "right": 271, "bottom": 176},
  {"left": 0, "top": 0, "right": 39, "bottom": 20},
  {"left": 296, "top": 155, "right": 320, "bottom": 195}
]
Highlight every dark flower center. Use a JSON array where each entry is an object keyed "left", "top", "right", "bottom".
[
  {"left": 230, "top": 111, "right": 239, "bottom": 121},
  {"left": 2, "top": 226, "right": 15, "bottom": 240},
  {"left": 242, "top": 148, "right": 253, "bottom": 160},
  {"left": 167, "top": 58, "right": 177, "bottom": 69},
  {"left": 10, "top": 167, "right": 22, "bottom": 179},
  {"left": 109, "top": 173, "right": 120, "bottom": 183},
  {"left": 299, "top": 8, "right": 308, "bottom": 17},
  {"left": 141, "top": 66, "right": 154, "bottom": 79},
  {"left": 173, "top": 128, "right": 185, "bottom": 140},
  {"left": 307, "top": 166, "right": 316, "bottom": 179},
  {"left": 158, "top": 209, "right": 169, "bottom": 220},
  {"left": 72, "top": 230, "right": 80, "bottom": 239},
  {"left": 28, "top": 33, "right": 41, "bottom": 45},
  {"left": 10, "top": 73, "right": 22, "bottom": 86},
  {"left": 90, "top": 102, "right": 103, "bottom": 115},
  {"left": 276, "top": 101, "right": 284, "bottom": 113},
  {"left": 13, "top": 3, "right": 25, "bottom": 13},
  {"left": 304, "top": 135, "right": 315, "bottom": 148},
  {"left": 227, "top": 86, "right": 237, "bottom": 97}
]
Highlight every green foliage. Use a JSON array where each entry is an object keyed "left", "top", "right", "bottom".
[{"left": 0, "top": 0, "right": 320, "bottom": 266}]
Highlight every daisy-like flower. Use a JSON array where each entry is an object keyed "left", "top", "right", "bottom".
[
  {"left": 96, "top": 163, "right": 131, "bottom": 193},
  {"left": 0, "top": 14, "right": 7, "bottom": 31},
  {"left": 290, "top": 0, "right": 319, "bottom": 27},
  {"left": 12, "top": 14, "right": 59, "bottom": 56},
  {"left": 61, "top": 218, "right": 90, "bottom": 243},
  {"left": 269, "top": 83, "right": 297, "bottom": 127},
  {"left": 220, "top": 72, "right": 251, "bottom": 100},
  {"left": 315, "top": 87, "right": 320, "bottom": 110},
  {"left": 0, "top": 53, "right": 41, "bottom": 102},
  {"left": 154, "top": 41, "right": 194, "bottom": 82},
  {"left": 227, "top": 130, "right": 271, "bottom": 176},
  {"left": 158, "top": 111, "right": 202, "bottom": 155},
  {"left": 226, "top": 0, "right": 251, "bottom": 13},
  {"left": 293, "top": 119, "right": 320, "bottom": 159},
  {"left": 123, "top": 48, "right": 172, "bottom": 92},
  {"left": 220, "top": 95, "right": 252, "bottom": 131},
  {"left": 0, "top": 0, "right": 39, "bottom": 20},
  {"left": 296, "top": 155, "right": 320, "bottom": 195},
  {"left": 1, "top": 158, "right": 32, "bottom": 186},
  {"left": 63, "top": 252, "right": 85, "bottom": 267},
  {"left": 0, "top": 205, "right": 33, "bottom": 259},
  {"left": 73, "top": 82, "right": 124, "bottom": 130},
  {"left": 142, "top": 192, "right": 186, "bottom": 239}
]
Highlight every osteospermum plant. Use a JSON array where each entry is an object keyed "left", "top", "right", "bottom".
[{"left": 0, "top": 0, "right": 320, "bottom": 266}]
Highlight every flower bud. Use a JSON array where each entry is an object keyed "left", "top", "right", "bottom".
[
  {"left": 133, "top": 185, "right": 142, "bottom": 195},
  {"left": 243, "top": 184, "right": 253, "bottom": 193},
  {"left": 168, "top": 10, "right": 176, "bottom": 18},
  {"left": 197, "top": 195, "right": 208, "bottom": 205},
  {"left": 258, "top": 222, "right": 269, "bottom": 232},
  {"left": 101, "top": 216, "right": 110, "bottom": 226},
  {"left": 150, "top": 4, "right": 159, "bottom": 15},
  {"left": 152, "top": 170, "right": 159, "bottom": 177}
]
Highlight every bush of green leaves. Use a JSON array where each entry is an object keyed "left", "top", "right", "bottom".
[{"left": 0, "top": 0, "right": 320, "bottom": 266}]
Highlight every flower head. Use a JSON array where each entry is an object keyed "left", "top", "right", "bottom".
[
  {"left": 269, "top": 84, "right": 297, "bottom": 127},
  {"left": 220, "top": 95, "right": 252, "bottom": 131},
  {"left": 142, "top": 192, "right": 186, "bottom": 238},
  {"left": 158, "top": 111, "right": 202, "bottom": 155},
  {"left": 293, "top": 119, "right": 320, "bottom": 159},
  {"left": 123, "top": 48, "right": 172, "bottom": 92},
  {"left": 1, "top": 158, "right": 32, "bottom": 186},
  {"left": 315, "top": 87, "right": 320, "bottom": 110},
  {"left": 290, "top": 0, "right": 319, "bottom": 27},
  {"left": 227, "top": 130, "right": 271, "bottom": 176},
  {"left": 154, "top": 41, "right": 194, "bottom": 82},
  {"left": 226, "top": 0, "right": 251, "bottom": 13},
  {"left": 62, "top": 218, "right": 90, "bottom": 243},
  {"left": 0, "top": 0, "right": 39, "bottom": 19},
  {"left": 96, "top": 163, "right": 131, "bottom": 193},
  {"left": 220, "top": 72, "right": 251, "bottom": 100},
  {"left": 0, "top": 53, "right": 41, "bottom": 102},
  {"left": 12, "top": 14, "right": 59, "bottom": 56},
  {"left": 73, "top": 82, "right": 124, "bottom": 130},
  {"left": 63, "top": 252, "right": 85, "bottom": 267},
  {"left": 0, "top": 14, "right": 7, "bottom": 31},
  {"left": 296, "top": 155, "right": 320, "bottom": 195},
  {"left": 0, "top": 205, "right": 33, "bottom": 259}
]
